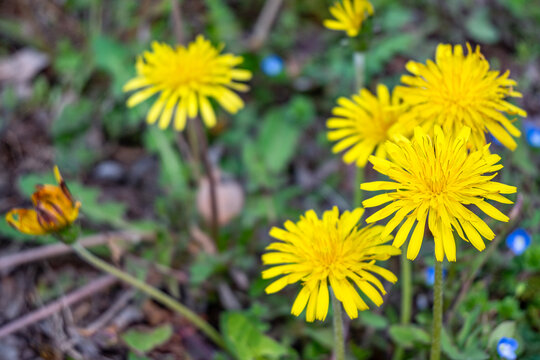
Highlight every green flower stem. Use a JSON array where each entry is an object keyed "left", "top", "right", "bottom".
[
  {"left": 332, "top": 291, "right": 345, "bottom": 360},
  {"left": 353, "top": 51, "right": 366, "bottom": 92},
  {"left": 353, "top": 50, "right": 366, "bottom": 209},
  {"left": 400, "top": 252, "right": 412, "bottom": 325},
  {"left": 72, "top": 242, "right": 226, "bottom": 349},
  {"left": 430, "top": 261, "right": 444, "bottom": 360},
  {"left": 354, "top": 166, "right": 364, "bottom": 208},
  {"left": 392, "top": 253, "right": 412, "bottom": 360}
]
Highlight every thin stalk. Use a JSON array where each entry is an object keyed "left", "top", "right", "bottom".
[
  {"left": 332, "top": 291, "right": 345, "bottom": 360},
  {"left": 400, "top": 253, "right": 412, "bottom": 325},
  {"left": 353, "top": 51, "right": 365, "bottom": 92},
  {"left": 194, "top": 119, "right": 219, "bottom": 243},
  {"left": 353, "top": 51, "right": 366, "bottom": 209},
  {"left": 186, "top": 119, "right": 202, "bottom": 179},
  {"left": 393, "top": 252, "right": 413, "bottom": 360},
  {"left": 430, "top": 261, "right": 443, "bottom": 360},
  {"left": 354, "top": 166, "right": 364, "bottom": 208},
  {"left": 72, "top": 242, "right": 225, "bottom": 349}
]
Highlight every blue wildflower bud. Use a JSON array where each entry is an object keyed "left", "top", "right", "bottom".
[
  {"left": 525, "top": 122, "right": 540, "bottom": 148},
  {"left": 261, "top": 54, "right": 284, "bottom": 77},
  {"left": 425, "top": 266, "right": 447, "bottom": 286},
  {"left": 497, "top": 337, "right": 518, "bottom": 360},
  {"left": 506, "top": 228, "right": 531, "bottom": 255}
]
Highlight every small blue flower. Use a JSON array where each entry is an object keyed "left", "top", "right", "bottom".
[
  {"left": 261, "top": 54, "right": 284, "bottom": 77},
  {"left": 506, "top": 228, "right": 531, "bottom": 255},
  {"left": 425, "top": 266, "right": 447, "bottom": 286},
  {"left": 497, "top": 337, "right": 518, "bottom": 360},
  {"left": 525, "top": 122, "right": 540, "bottom": 148}
]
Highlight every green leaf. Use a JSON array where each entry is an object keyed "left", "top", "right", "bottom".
[
  {"left": 69, "top": 182, "right": 127, "bottom": 227},
  {"left": 304, "top": 327, "right": 334, "bottom": 350},
  {"left": 380, "top": 5, "right": 413, "bottom": 31},
  {"left": 367, "top": 33, "right": 416, "bottom": 78},
  {"left": 53, "top": 40, "right": 92, "bottom": 90},
  {"left": 465, "top": 8, "right": 500, "bottom": 45},
  {"left": 91, "top": 34, "right": 132, "bottom": 95},
  {"left": 221, "top": 312, "right": 289, "bottom": 360},
  {"left": 358, "top": 311, "right": 389, "bottom": 330},
  {"left": 259, "top": 110, "right": 302, "bottom": 174},
  {"left": 144, "top": 127, "right": 188, "bottom": 199},
  {"left": 457, "top": 307, "right": 481, "bottom": 347},
  {"left": 441, "top": 328, "right": 464, "bottom": 360},
  {"left": 205, "top": 0, "right": 242, "bottom": 51},
  {"left": 510, "top": 129, "right": 537, "bottom": 176},
  {"left": 122, "top": 324, "right": 173, "bottom": 353},
  {"left": 257, "top": 96, "right": 315, "bottom": 175},
  {"left": 524, "top": 245, "right": 540, "bottom": 271},
  {"left": 487, "top": 321, "right": 516, "bottom": 348},
  {"left": 189, "top": 252, "right": 223, "bottom": 285},
  {"left": 52, "top": 98, "right": 93, "bottom": 140},
  {"left": 127, "top": 353, "right": 151, "bottom": 360},
  {"left": 388, "top": 324, "right": 430, "bottom": 348}
]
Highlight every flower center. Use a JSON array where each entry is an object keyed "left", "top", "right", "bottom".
[{"left": 308, "top": 229, "right": 348, "bottom": 276}]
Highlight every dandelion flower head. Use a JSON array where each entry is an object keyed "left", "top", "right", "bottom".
[
  {"left": 397, "top": 43, "right": 527, "bottom": 150},
  {"left": 323, "top": 0, "right": 374, "bottom": 37},
  {"left": 361, "top": 126, "right": 517, "bottom": 262},
  {"left": 6, "top": 166, "right": 80, "bottom": 235},
  {"left": 327, "top": 84, "right": 413, "bottom": 167},
  {"left": 123, "top": 35, "right": 252, "bottom": 131},
  {"left": 262, "top": 207, "right": 400, "bottom": 322}
]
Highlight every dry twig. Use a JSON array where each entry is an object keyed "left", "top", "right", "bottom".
[
  {"left": 0, "top": 275, "right": 118, "bottom": 339},
  {"left": 248, "top": 0, "right": 284, "bottom": 50},
  {"left": 0, "top": 231, "right": 154, "bottom": 274}
]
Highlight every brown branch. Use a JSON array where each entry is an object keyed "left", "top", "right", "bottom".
[
  {"left": 171, "top": 0, "right": 185, "bottom": 44},
  {"left": 0, "top": 231, "right": 154, "bottom": 275},
  {"left": 0, "top": 274, "right": 118, "bottom": 339},
  {"left": 194, "top": 119, "right": 219, "bottom": 243},
  {"left": 80, "top": 288, "right": 136, "bottom": 336},
  {"left": 248, "top": 0, "right": 284, "bottom": 50}
]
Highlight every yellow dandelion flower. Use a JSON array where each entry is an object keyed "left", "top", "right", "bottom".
[
  {"left": 123, "top": 35, "right": 252, "bottom": 131},
  {"left": 397, "top": 43, "right": 527, "bottom": 150},
  {"left": 6, "top": 166, "right": 81, "bottom": 235},
  {"left": 327, "top": 84, "right": 413, "bottom": 167},
  {"left": 360, "top": 126, "right": 517, "bottom": 262},
  {"left": 323, "top": 0, "right": 374, "bottom": 37},
  {"left": 262, "top": 206, "right": 400, "bottom": 322}
]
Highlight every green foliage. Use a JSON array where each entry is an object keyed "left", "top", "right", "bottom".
[
  {"left": 205, "top": 0, "right": 242, "bottom": 50},
  {"left": 358, "top": 311, "right": 388, "bottom": 330},
  {"left": 487, "top": 321, "right": 516, "bottom": 348},
  {"left": 242, "top": 96, "right": 314, "bottom": 190},
  {"left": 442, "top": 328, "right": 488, "bottom": 360},
  {"left": 2, "top": 0, "right": 539, "bottom": 358},
  {"left": 91, "top": 34, "right": 133, "bottom": 96},
  {"left": 366, "top": 33, "right": 417, "bottom": 79},
  {"left": 122, "top": 324, "right": 173, "bottom": 353},
  {"left": 144, "top": 127, "right": 188, "bottom": 200},
  {"left": 220, "top": 312, "right": 290, "bottom": 360},
  {"left": 465, "top": 8, "right": 499, "bottom": 44},
  {"left": 388, "top": 324, "right": 430, "bottom": 348}
]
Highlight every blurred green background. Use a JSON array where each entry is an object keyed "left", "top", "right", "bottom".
[{"left": 0, "top": 0, "right": 539, "bottom": 359}]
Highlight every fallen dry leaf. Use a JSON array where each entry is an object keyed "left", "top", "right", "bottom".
[{"left": 0, "top": 48, "right": 49, "bottom": 84}]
